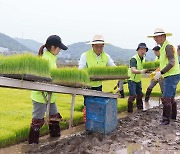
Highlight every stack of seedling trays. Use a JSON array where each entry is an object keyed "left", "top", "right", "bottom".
[
  {"left": 0, "top": 54, "right": 51, "bottom": 82},
  {"left": 143, "top": 61, "right": 160, "bottom": 72},
  {"left": 50, "top": 68, "right": 89, "bottom": 88},
  {"left": 88, "top": 66, "right": 129, "bottom": 81}
]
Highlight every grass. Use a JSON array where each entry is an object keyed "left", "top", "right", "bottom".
[
  {"left": 0, "top": 78, "right": 180, "bottom": 147},
  {"left": 143, "top": 61, "right": 159, "bottom": 70},
  {"left": 0, "top": 54, "right": 50, "bottom": 77},
  {"left": 50, "top": 67, "right": 89, "bottom": 86},
  {"left": 87, "top": 66, "right": 128, "bottom": 76}
]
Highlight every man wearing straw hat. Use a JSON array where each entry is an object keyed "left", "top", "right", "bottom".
[
  {"left": 79, "top": 35, "right": 116, "bottom": 90},
  {"left": 79, "top": 35, "right": 116, "bottom": 122},
  {"left": 148, "top": 28, "right": 180, "bottom": 125}
]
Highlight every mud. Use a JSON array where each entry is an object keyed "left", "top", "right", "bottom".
[
  {"left": 1, "top": 99, "right": 180, "bottom": 154},
  {"left": 23, "top": 103, "right": 180, "bottom": 154}
]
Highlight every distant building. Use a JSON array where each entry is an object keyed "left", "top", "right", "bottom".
[{"left": 0, "top": 47, "right": 9, "bottom": 52}]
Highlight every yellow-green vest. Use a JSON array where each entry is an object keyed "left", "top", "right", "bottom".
[
  {"left": 86, "top": 49, "right": 108, "bottom": 87},
  {"left": 155, "top": 56, "right": 160, "bottom": 62},
  {"left": 31, "top": 51, "right": 57, "bottom": 104},
  {"left": 128, "top": 54, "right": 145, "bottom": 82},
  {"left": 160, "top": 40, "right": 180, "bottom": 78}
]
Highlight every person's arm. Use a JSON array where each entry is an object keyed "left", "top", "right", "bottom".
[
  {"left": 78, "top": 53, "right": 87, "bottom": 69},
  {"left": 107, "top": 54, "right": 116, "bottom": 66},
  {"left": 130, "top": 58, "right": 146, "bottom": 74},
  {"left": 160, "top": 45, "right": 175, "bottom": 74}
]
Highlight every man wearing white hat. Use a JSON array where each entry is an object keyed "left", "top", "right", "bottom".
[
  {"left": 79, "top": 35, "right": 116, "bottom": 122},
  {"left": 79, "top": 35, "right": 116, "bottom": 90},
  {"left": 148, "top": 28, "right": 180, "bottom": 125}
]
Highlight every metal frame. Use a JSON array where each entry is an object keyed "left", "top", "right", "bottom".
[{"left": 0, "top": 77, "right": 118, "bottom": 127}]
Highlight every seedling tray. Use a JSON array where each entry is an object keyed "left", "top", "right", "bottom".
[
  {"left": 90, "top": 75, "right": 129, "bottom": 81},
  {"left": 145, "top": 69, "right": 156, "bottom": 73},
  {"left": 0, "top": 74, "right": 52, "bottom": 83},
  {"left": 53, "top": 81, "right": 89, "bottom": 88}
]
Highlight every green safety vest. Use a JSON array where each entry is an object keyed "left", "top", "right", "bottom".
[
  {"left": 128, "top": 54, "right": 145, "bottom": 82},
  {"left": 160, "top": 40, "right": 180, "bottom": 78},
  {"left": 86, "top": 49, "right": 108, "bottom": 87},
  {"left": 155, "top": 56, "right": 159, "bottom": 62},
  {"left": 31, "top": 51, "right": 57, "bottom": 104}
]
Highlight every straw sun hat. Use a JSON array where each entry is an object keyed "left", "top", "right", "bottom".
[
  {"left": 86, "top": 35, "right": 108, "bottom": 44},
  {"left": 147, "top": 28, "right": 172, "bottom": 38}
]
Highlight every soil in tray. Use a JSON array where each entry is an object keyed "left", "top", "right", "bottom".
[
  {"left": 0, "top": 74, "right": 52, "bottom": 83},
  {"left": 52, "top": 81, "right": 89, "bottom": 88},
  {"left": 90, "top": 75, "right": 129, "bottom": 81}
]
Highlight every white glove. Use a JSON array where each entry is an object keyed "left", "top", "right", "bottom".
[
  {"left": 140, "top": 69, "right": 146, "bottom": 74},
  {"left": 153, "top": 71, "right": 162, "bottom": 80}
]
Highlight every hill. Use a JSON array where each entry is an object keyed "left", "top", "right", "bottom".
[
  {"left": 0, "top": 33, "right": 155, "bottom": 63},
  {"left": 14, "top": 37, "right": 42, "bottom": 52},
  {"left": 0, "top": 33, "right": 32, "bottom": 53},
  {"left": 60, "top": 42, "right": 155, "bottom": 64}
]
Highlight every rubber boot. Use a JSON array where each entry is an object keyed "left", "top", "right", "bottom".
[
  {"left": 161, "top": 97, "right": 172, "bottom": 125},
  {"left": 171, "top": 98, "right": 177, "bottom": 120},
  {"left": 120, "top": 90, "right": 125, "bottom": 98},
  {"left": 136, "top": 94, "right": 143, "bottom": 110},
  {"left": 145, "top": 88, "right": 152, "bottom": 103},
  {"left": 128, "top": 95, "right": 136, "bottom": 113},
  {"left": 28, "top": 118, "right": 44, "bottom": 144},
  {"left": 49, "top": 113, "right": 62, "bottom": 137},
  {"left": 83, "top": 106, "right": 86, "bottom": 123}
]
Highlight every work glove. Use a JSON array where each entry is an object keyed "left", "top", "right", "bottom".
[
  {"left": 153, "top": 71, "right": 162, "bottom": 81},
  {"left": 140, "top": 69, "right": 147, "bottom": 74}
]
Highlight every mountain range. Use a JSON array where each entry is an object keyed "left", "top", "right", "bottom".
[{"left": 0, "top": 32, "right": 155, "bottom": 64}]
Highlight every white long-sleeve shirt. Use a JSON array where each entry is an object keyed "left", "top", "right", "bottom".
[{"left": 78, "top": 52, "right": 116, "bottom": 69}]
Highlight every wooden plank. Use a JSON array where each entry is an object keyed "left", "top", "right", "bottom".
[
  {"left": 69, "top": 94, "right": 76, "bottom": 128},
  {"left": 0, "top": 77, "right": 118, "bottom": 98}
]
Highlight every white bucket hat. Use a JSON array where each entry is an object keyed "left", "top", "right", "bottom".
[
  {"left": 86, "top": 35, "right": 108, "bottom": 44},
  {"left": 147, "top": 28, "right": 172, "bottom": 38}
]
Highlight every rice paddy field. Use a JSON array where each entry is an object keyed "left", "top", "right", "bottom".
[{"left": 0, "top": 78, "right": 180, "bottom": 148}]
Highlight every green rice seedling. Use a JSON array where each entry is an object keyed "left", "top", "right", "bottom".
[
  {"left": 155, "top": 61, "right": 160, "bottom": 68},
  {"left": 143, "top": 61, "right": 156, "bottom": 70},
  {"left": 50, "top": 67, "right": 89, "bottom": 86},
  {"left": 0, "top": 53, "right": 50, "bottom": 77},
  {"left": 87, "top": 66, "right": 128, "bottom": 77}
]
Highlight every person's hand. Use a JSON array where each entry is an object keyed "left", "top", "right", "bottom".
[
  {"left": 153, "top": 71, "right": 162, "bottom": 80},
  {"left": 140, "top": 69, "right": 147, "bottom": 74}
]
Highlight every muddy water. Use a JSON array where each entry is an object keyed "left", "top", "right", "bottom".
[{"left": 1, "top": 99, "right": 180, "bottom": 154}]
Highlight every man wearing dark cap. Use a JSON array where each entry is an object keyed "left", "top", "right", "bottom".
[
  {"left": 177, "top": 45, "right": 180, "bottom": 64},
  {"left": 127, "top": 43, "right": 148, "bottom": 112},
  {"left": 144, "top": 46, "right": 164, "bottom": 103}
]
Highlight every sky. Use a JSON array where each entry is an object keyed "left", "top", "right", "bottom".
[{"left": 0, "top": 0, "right": 180, "bottom": 49}]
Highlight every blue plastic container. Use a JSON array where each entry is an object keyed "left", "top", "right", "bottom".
[{"left": 85, "top": 96, "right": 117, "bottom": 134}]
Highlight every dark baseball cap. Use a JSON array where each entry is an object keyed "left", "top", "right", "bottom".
[
  {"left": 152, "top": 46, "right": 160, "bottom": 51},
  {"left": 178, "top": 45, "right": 180, "bottom": 50},
  {"left": 45, "top": 35, "right": 68, "bottom": 50},
  {"left": 136, "top": 43, "right": 148, "bottom": 52}
]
